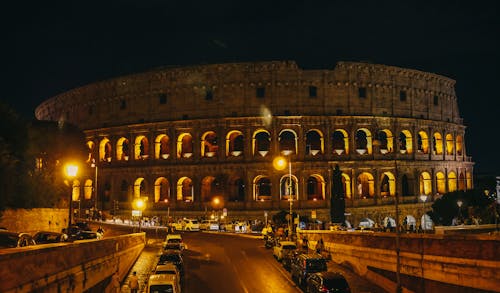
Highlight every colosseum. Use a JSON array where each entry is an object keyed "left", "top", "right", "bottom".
[{"left": 35, "top": 60, "right": 474, "bottom": 226}]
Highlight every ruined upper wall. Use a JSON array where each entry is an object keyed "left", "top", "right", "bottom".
[{"left": 35, "top": 61, "right": 461, "bottom": 130}]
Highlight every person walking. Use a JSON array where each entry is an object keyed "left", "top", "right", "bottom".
[{"left": 128, "top": 271, "right": 139, "bottom": 293}]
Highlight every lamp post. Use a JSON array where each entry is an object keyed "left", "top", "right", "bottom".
[
  {"left": 419, "top": 194, "right": 428, "bottom": 233},
  {"left": 91, "top": 159, "right": 98, "bottom": 210},
  {"left": 65, "top": 164, "right": 78, "bottom": 231},
  {"left": 132, "top": 198, "right": 146, "bottom": 232},
  {"left": 273, "top": 152, "right": 293, "bottom": 240}
]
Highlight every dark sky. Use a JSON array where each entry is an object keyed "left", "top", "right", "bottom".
[{"left": 2, "top": 1, "right": 499, "bottom": 174}]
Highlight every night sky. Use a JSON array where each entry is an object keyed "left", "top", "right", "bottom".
[{"left": 2, "top": 1, "right": 499, "bottom": 174}]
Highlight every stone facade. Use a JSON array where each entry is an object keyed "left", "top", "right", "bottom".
[{"left": 35, "top": 61, "right": 474, "bottom": 225}]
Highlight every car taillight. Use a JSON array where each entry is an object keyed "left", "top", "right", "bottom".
[{"left": 319, "top": 285, "right": 328, "bottom": 292}]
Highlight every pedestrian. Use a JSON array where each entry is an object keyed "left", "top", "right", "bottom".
[
  {"left": 129, "top": 271, "right": 139, "bottom": 293},
  {"left": 112, "top": 271, "right": 120, "bottom": 293},
  {"left": 316, "top": 238, "right": 324, "bottom": 254},
  {"left": 302, "top": 235, "right": 308, "bottom": 252}
]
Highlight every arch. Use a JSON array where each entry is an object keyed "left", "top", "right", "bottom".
[
  {"left": 446, "top": 133, "right": 454, "bottom": 155},
  {"left": 456, "top": 135, "right": 463, "bottom": 156},
  {"left": 436, "top": 172, "right": 446, "bottom": 194},
  {"left": 155, "top": 134, "right": 170, "bottom": 160},
  {"left": 117, "top": 137, "right": 130, "bottom": 161},
  {"left": 356, "top": 172, "right": 374, "bottom": 198},
  {"left": 253, "top": 176, "right": 271, "bottom": 201},
  {"left": 99, "top": 138, "right": 112, "bottom": 162},
  {"left": 306, "top": 174, "right": 325, "bottom": 200},
  {"left": 332, "top": 129, "right": 349, "bottom": 155},
  {"left": 341, "top": 173, "right": 352, "bottom": 199},
  {"left": 458, "top": 172, "right": 465, "bottom": 191},
  {"left": 84, "top": 179, "right": 93, "bottom": 200},
  {"left": 355, "top": 128, "right": 372, "bottom": 155},
  {"left": 201, "top": 176, "right": 217, "bottom": 202},
  {"left": 399, "top": 130, "right": 413, "bottom": 154},
  {"left": 402, "top": 175, "right": 410, "bottom": 196},
  {"left": 201, "top": 131, "right": 218, "bottom": 158},
  {"left": 226, "top": 130, "right": 244, "bottom": 157},
  {"left": 154, "top": 177, "right": 170, "bottom": 203},
  {"left": 71, "top": 180, "right": 81, "bottom": 201},
  {"left": 228, "top": 176, "right": 245, "bottom": 202},
  {"left": 433, "top": 132, "right": 443, "bottom": 155},
  {"left": 419, "top": 172, "right": 432, "bottom": 195},
  {"left": 417, "top": 130, "right": 429, "bottom": 154},
  {"left": 133, "top": 177, "right": 146, "bottom": 198},
  {"left": 177, "top": 133, "right": 193, "bottom": 158},
  {"left": 134, "top": 135, "right": 149, "bottom": 160},
  {"left": 279, "top": 174, "right": 298, "bottom": 200},
  {"left": 466, "top": 171, "right": 472, "bottom": 189},
  {"left": 448, "top": 171, "right": 457, "bottom": 192},
  {"left": 86, "top": 141, "right": 95, "bottom": 163},
  {"left": 305, "top": 129, "right": 324, "bottom": 156},
  {"left": 176, "top": 177, "right": 193, "bottom": 202},
  {"left": 253, "top": 129, "right": 271, "bottom": 157},
  {"left": 377, "top": 129, "right": 394, "bottom": 154},
  {"left": 278, "top": 129, "right": 297, "bottom": 155},
  {"left": 380, "top": 172, "right": 396, "bottom": 197}
]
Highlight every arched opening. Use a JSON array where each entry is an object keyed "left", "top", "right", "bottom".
[
  {"left": 332, "top": 129, "right": 349, "bottom": 155},
  {"left": 155, "top": 134, "right": 170, "bottom": 160},
  {"left": 201, "top": 131, "right": 218, "bottom": 158},
  {"left": 254, "top": 176, "right": 271, "bottom": 201},
  {"left": 176, "top": 177, "right": 193, "bottom": 202},
  {"left": 226, "top": 130, "right": 244, "bottom": 157},
  {"left": 201, "top": 176, "right": 224, "bottom": 202},
  {"left": 433, "top": 132, "right": 443, "bottom": 155},
  {"left": 134, "top": 135, "right": 149, "bottom": 160},
  {"left": 306, "top": 175, "right": 325, "bottom": 200},
  {"left": 133, "top": 177, "right": 146, "bottom": 198},
  {"left": 417, "top": 131, "right": 429, "bottom": 154},
  {"left": 119, "top": 180, "right": 128, "bottom": 202},
  {"left": 342, "top": 173, "right": 352, "bottom": 199},
  {"left": 177, "top": 133, "right": 193, "bottom": 158},
  {"left": 466, "top": 171, "right": 472, "bottom": 189},
  {"left": 436, "top": 172, "right": 446, "bottom": 194},
  {"left": 456, "top": 135, "right": 463, "bottom": 156},
  {"left": 355, "top": 128, "right": 372, "bottom": 155},
  {"left": 377, "top": 129, "right": 393, "bottom": 154},
  {"left": 154, "top": 177, "right": 170, "bottom": 203},
  {"left": 399, "top": 130, "right": 413, "bottom": 154},
  {"left": 228, "top": 177, "right": 245, "bottom": 202},
  {"left": 71, "top": 180, "right": 81, "bottom": 201},
  {"left": 117, "top": 137, "right": 130, "bottom": 161},
  {"left": 305, "top": 129, "right": 323, "bottom": 156},
  {"left": 279, "top": 174, "right": 298, "bottom": 200},
  {"left": 86, "top": 141, "right": 95, "bottom": 163},
  {"left": 448, "top": 171, "right": 457, "bottom": 192},
  {"left": 279, "top": 129, "right": 297, "bottom": 155},
  {"left": 99, "top": 138, "right": 112, "bottom": 162},
  {"left": 253, "top": 130, "right": 271, "bottom": 157},
  {"left": 380, "top": 172, "right": 396, "bottom": 197},
  {"left": 84, "top": 179, "right": 93, "bottom": 200},
  {"left": 419, "top": 172, "right": 432, "bottom": 195},
  {"left": 356, "top": 172, "right": 374, "bottom": 198},
  {"left": 446, "top": 133, "right": 454, "bottom": 155},
  {"left": 402, "top": 175, "right": 410, "bottom": 196},
  {"left": 458, "top": 172, "right": 465, "bottom": 191}
]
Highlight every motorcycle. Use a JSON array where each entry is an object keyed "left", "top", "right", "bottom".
[{"left": 264, "top": 235, "right": 275, "bottom": 249}]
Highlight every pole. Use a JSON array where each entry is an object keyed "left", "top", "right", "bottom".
[
  {"left": 288, "top": 156, "right": 293, "bottom": 240},
  {"left": 94, "top": 160, "right": 98, "bottom": 210},
  {"left": 68, "top": 185, "right": 73, "bottom": 230},
  {"left": 394, "top": 160, "right": 402, "bottom": 292}
]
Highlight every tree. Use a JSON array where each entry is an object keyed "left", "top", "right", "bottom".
[
  {"left": 431, "top": 189, "right": 494, "bottom": 225},
  {"left": 330, "top": 164, "right": 346, "bottom": 224}
]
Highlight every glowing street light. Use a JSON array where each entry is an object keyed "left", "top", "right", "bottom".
[
  {"left": 65, "top": 163, "right": 79, "bottom": 230},
  {"left": 273, "top": 153, "right": 294, "bottom": 240},
  {"left": 132, "top": 197, "right": 147, "bottom": 232}
]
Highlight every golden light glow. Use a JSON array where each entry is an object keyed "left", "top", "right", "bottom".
[
  {"left": 65, "top": 164, "right": 78, "bottom": 178},
  {"left": 132, "top": 198, "right": 146, "bottom": 211},
  {"left": 273, "top": 156, "right": 287, "bottom": 171}
]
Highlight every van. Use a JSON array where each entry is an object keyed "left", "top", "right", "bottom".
[
  {"left": 290, "top": 253, "right": 328, "bottom": 287},
  {"left": 147, "top": 274, "right": 180, "bottom": 293}
]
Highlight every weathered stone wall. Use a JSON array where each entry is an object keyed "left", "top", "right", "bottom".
[{"left": 0, "top": 208, "right": 68, "bottom": 233}]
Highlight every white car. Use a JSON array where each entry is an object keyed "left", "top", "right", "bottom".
[
  {"left": 154, "top": 263, "right": 181, "bottom": 288},
  {"left": 147, "top": 274, "right": 180, "bottom": 293},
  {"left": 273, "top": 241, "right": 297, "bottom": 261},
  {"left": 170, "top": 219, "right": 200, "bottom": 231},
  {"left": 200, "top": 220, "right": 220, "bottom": 231}
]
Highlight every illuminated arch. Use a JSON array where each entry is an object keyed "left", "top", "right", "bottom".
[
  {"left": 116, "top": 137, "right": 130, "bottom": 161},
  {"left": 86, "top": 141, "right": 95, "bottom": 163},
  {"left": 436, "top": 172, "right": 446, "bottom": 194},
  {"left": 155, "top": 134, "right": 170, "bottom": 160},
  {"left": 134, "top": 135, "right": 149, "bottom": 160},
  {"left": 133, "top": 177, "right": 146, "bottom": 198},
  {"left": 419, "top": 172, "right": 432, "bottom": 195},
  {"left": 417, "top": 131, "right": 429, "bottom": 154},
  {"left": 306, "top": 174, "right": 325, "bottom": 200},
  {"left": 305, "top": 129, "right": 324, "bottom": 155},
  {"left": 355, "top": 128, "right": 372, "bottom": 155},
  {"left": 71, "top": 180, "right": 81, "bottom": 201},
  {"left": 252, "top": 129, "right": 271, "bottom": 157},
  {"left": 466, "top": 171, "right": 472, "bottom": 189},
  {"left": 456, "top": 135, "right": 463, "bottom": 156},
  {"left": 448, "top": 171, "right": 457, "bottom": 192},
  {"left": 433, "top": 132, "right": 443, "bottom": 155},
  {"left": 226, "top": 130, "right": 244, "bottom": 157},
  {"left": 332, "top": 129, "right": 349, "bottom": 155},
  {"left": 279, "top": 174, "right": 298, "bottom": 200},
  {"left": 177, "top": 133, "right": 193, "bottom": 158},
  {"left": 99, "top": 138, "right": 112, "bottom": 162},
  {"left": 278, "top": 129, "right": 298, "bottom": 155},
  {"left": 228, "top": 176, "right": 245, "bottom": 202},
  {"left": 399, "top": 130, "right": 413, "bottom": 154},
  {"left": 458, "top": 172, "right": 465, "bottom": 191},
  {"left": 84, "top": 179, "right": 93, "bottom": 200},
  {"left": 380, "top": 172, "right": 396, "bottom": 197},
  {"left": 154, "top": 177, "right": 170, "bottom": 203},
  {"left": 446, "top": 133, "right": 454, "bottom": 155},
  {"left": 201, "top": 131, "right": 218, "bottom": 158},
  {"left": 356, "top": 172, "right": 375, "bottom": 198},
  {"left": 377, "top": 129, "right": 394, "bottom": 154},
  {"left": 341, "top": 173, "right": 352, "bottom": 199},
  {"left": 176, "top": 177, "right": 193, "bottom": 201},
  {"left": 253, "top": 175, "right": 271, "bottom": 201}
]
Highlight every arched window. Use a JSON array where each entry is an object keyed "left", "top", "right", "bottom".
[
  {"left": 377, "top": 129, "right": 393, "bottom": 154},
  {"left": 226, "top": 130, "right": 244, "bottom": 157},
  {"left": 342, "top": 173, "right": 352, "bottom": 199},
  {"left": 134, "top": 135, "right": 149, "bottom": 160},
  {"left": 305, "top": 129, "right": 323, "bottom": 156},
  {"left": 253, "top": 130, "right": 271, "bottom": 157},
  {"left": 458, "top": 172, "right": 465, "bottom": 191},
  {"left": 86, "top": 141, "right": 95, "bottom": 163},
  {"left": 419, "top": 172, "right": 432, "bottom": 195},
  {"left": 176, "top": 177, "right": 193, "bottom": 202},
  {"left": 201, "top": 131, "right": 218, "bottom": 158},
  {"left": 332, "top": 129, "right": 349, "bottom": 155},
  {"left": 279, "top": 174, "right": 298, "bottom": 200},
  {"left": 466, "top": 171, "right": 472, "bottom": 189},
  {"left": 177, "top": 133, "right": 193, "bottom": 158},
  {"left": 254, "top": 176, "right": 271, "bottom": 201},
  {"left": 279, "top": 129, "right": 297, "bottom": 155},
  {"left": 84, "top": 179, "right": 93, "bottom": 200},
  {"left": 399, "top": 130, "right": 413, "bottom": 154},
  {"left": 134, "top": 177, "right": 146, "bottom": 198},
  {"left": 446, "top": 133, "right": 454, "bottom": 155},
  {"left": 355, "top": 129, "right": 372, "bottom": 155},
  {"left": 154, "top": 177, "right": 170, "bottom": 203},
  {"left": 380, "top": 172, "right": 396, "bottom": 197},
  {"left": 306, "top": 175, "right": 325, "bottom": 200},
  {"left": 448, "top": 171, "right": 457, "bottom": 192},
  {"left": 201, "top": 176, "right": 223, "bottom": 202},
  {"left": 433, "top": 132, "right": 443, "bottom": 155},
  {"left": 71, "top": 180, "right": 81, "bottom": 201},
  {"left": 228, "top": 177, "right": 245, "bottom": 202},
  {"left": 117, "top": 137, "right": 130, "bottom": 161},
  {"left": 417, "top": 131, "right": 429, "bottom": 154},
  {"left": 100, "top": 138, "right": 112, "bottom": 162},
  {"left": 356, "top": 172, "right": 374, "bottom": 198},
  {"left": 436, "top": 172, "right": 446, "bottom": 194},
  {"left": 155, "top": 134, "right": 170, "bottom": 160},
  {"left": 456, "top": 135, "right": 463, "bottom": 156}
]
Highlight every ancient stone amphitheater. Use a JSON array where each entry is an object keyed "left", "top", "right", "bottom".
[{"left": 35, "top": 61, "right": 474, "bottom": 224}]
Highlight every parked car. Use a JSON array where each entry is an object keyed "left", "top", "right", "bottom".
[
  {"left": 170, "top": 218, "right": 200, "bottom": 231},
  {"left": 158, "top": 251, "right": 184, "bottom": 276},
  {"left": 153, "top": 263, "right": 181, "bottom": 288},
  {"left": 200, "top": 220, "right": 220, "bottom": 231},
  {"left": 273, "top": 240, "right": 297, "bottom": 261},
  {"left": 33, "top": 231, "right": 68, "bottom": 244},
  {"left": 64, "top": 225, "right": 98, "bottom": 241},
  {"left": 306, "top": 271, "right": 350, "bottom": 293},
  {"left": 282, "top": 250, "right": 300, "bottom": 271},
  {"left": 290, "top": 253, "right": 328, "bottom": 287},
  {"left": 163, "top": 242, "right": 184, "bottom": 253},
  {"left": 0, "top": 231, "right": 36, "bottom": 248},
  {"left": 147, "top": 274, "right": 180, "bottom": 293}
]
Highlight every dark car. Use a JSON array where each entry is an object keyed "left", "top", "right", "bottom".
[
  {"left": 158, "top": 250, "right": 184, "bottom": 276},
  {"left": 63, "top": 223, "right": 98, "bottom": 241},
  {"left": 0, "top": 231, "right": 36, "bottom": 248},
  {"left": 290, "top": 253, "right": 328, "bottom": 287},
  {"left": 282, "top": 250, "right": 300, "bottom": 271},
  {"left": 306, "top": 271, "right": 350, "bottom": 293},
  {"left": 33, "top": 231, "right": 68, "bottom": 244}
]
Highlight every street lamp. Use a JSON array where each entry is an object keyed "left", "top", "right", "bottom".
[
  {"left": 65, "top": 164, "right": 78, "bottom": 231},
  {"left": 457, "top": 200, "right": 463, "bottom": 224},
  {"left": 132, "top": 198, "right": 146, "bottom": 232},
  {"left": 419, "top": 194, "right": 428, "bottom": 233},
  {"left": 273, "top": 152, "right": 293, "bottom": 240},
  {"left": 91, "top": 159, "right": 98, "bottom": 210}
]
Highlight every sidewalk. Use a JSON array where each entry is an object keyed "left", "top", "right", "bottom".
[{"left": 120, "top": 239, "right": 162, "bottom": 293}]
